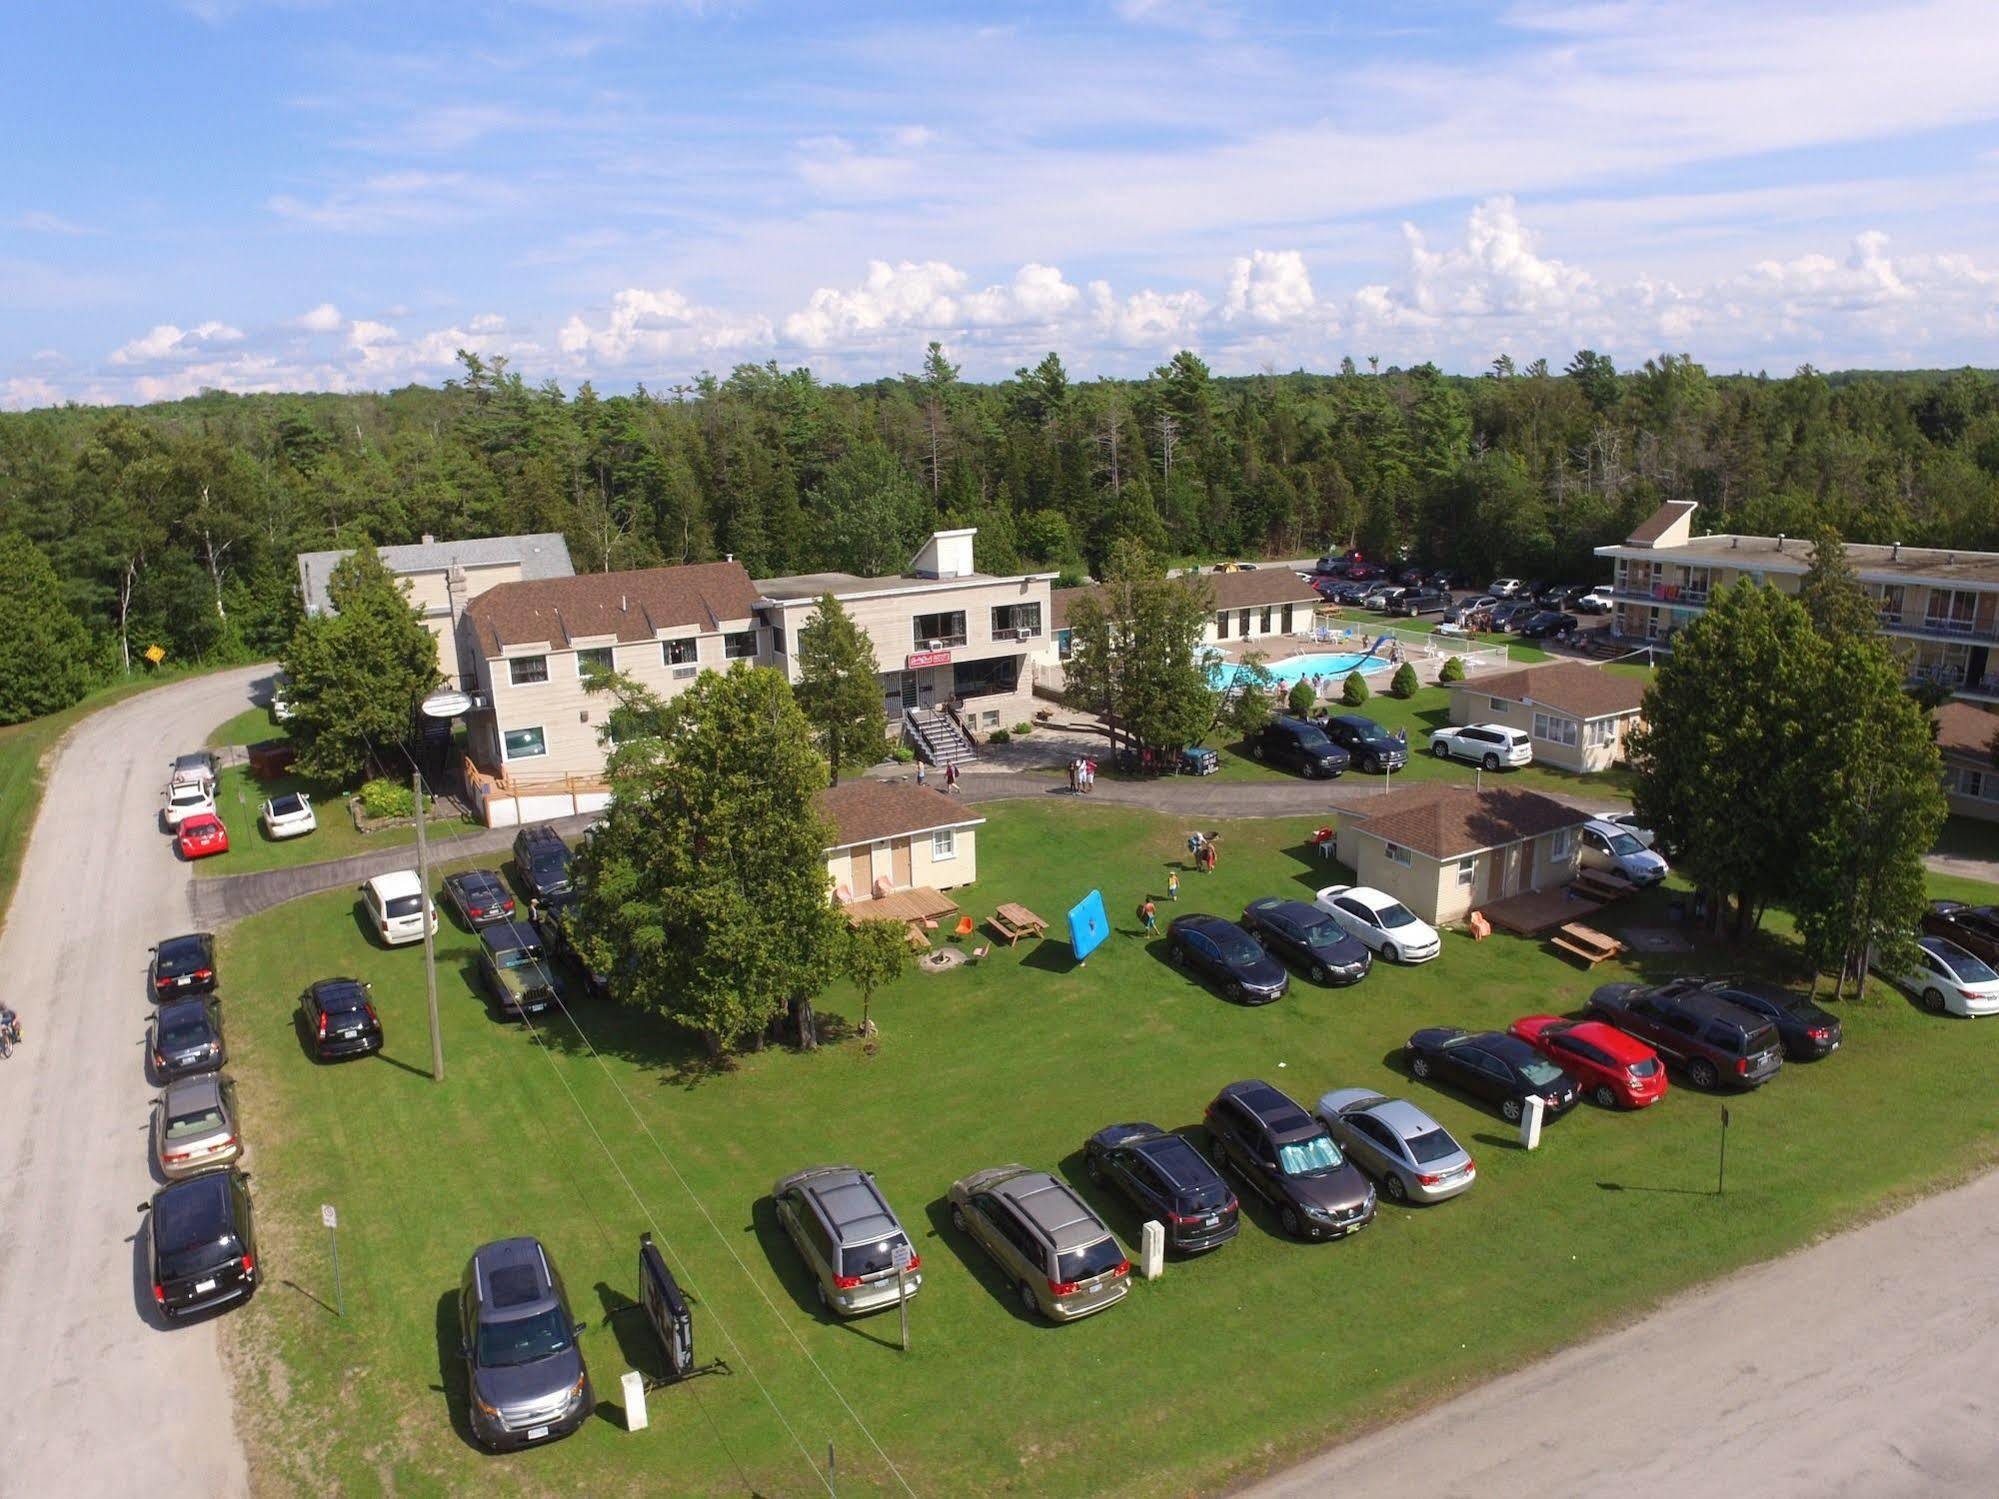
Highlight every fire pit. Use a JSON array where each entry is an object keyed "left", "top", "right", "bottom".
[{"left": 919, "top": 948, "right": 966, "bottom": 974}]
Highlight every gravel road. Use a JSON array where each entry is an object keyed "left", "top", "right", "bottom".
[{"left": 0, "top": 666, "right": 267, "bottom": 1498}]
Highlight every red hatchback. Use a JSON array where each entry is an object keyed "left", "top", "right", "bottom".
[
  {"left": 1509, "top": 1015, "right": 1667, "bottom": 1109},
  {"left": 177, "top": 813, "right": 230, "bottom": 860}
]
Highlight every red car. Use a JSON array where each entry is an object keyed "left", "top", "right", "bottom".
[
  {"left": 177, "top": 813, "right": 230, "bottom": 860},
  {"left": 1509, "top": 1015, "right": 1666, "bottom": 1109}
]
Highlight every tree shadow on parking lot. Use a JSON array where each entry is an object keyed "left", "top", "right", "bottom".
[{"left": 431, "top": 1290, "right": 480, "bottom": 1452}]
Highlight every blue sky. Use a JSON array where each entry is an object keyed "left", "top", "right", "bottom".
[{"left": 5, "top": 0, "right": 1999, "bottom": 406}]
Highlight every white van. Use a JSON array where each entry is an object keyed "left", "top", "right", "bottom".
[{"left": 360, "top": 870, "right": 438, "bottom": 946}]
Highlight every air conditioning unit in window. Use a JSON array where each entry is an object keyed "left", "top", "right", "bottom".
[
  {"left": 1014, "top": 627, "right": 1033, "bottom": 642},
  {"left": 926, "top": 639, "right": 943, "bottom": 651}
]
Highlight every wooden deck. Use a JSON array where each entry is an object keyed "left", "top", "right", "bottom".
[
  {"left": 1480, "top": 885, "right": 1605, "bottom": 935},
  {"left": 840, "top": 887, "right": 959, "bottom": 928}
]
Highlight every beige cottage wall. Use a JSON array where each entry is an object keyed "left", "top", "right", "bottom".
[
  {"left": 1203, "top": 599, "right": 1311, "bottom": 648},
  {"left": 1446, "top": 685, "right": 1635, "bottom": 774},
  {"left": 1348, "top": 826, "right": 1583, "bottom": 925},
  {"left": 824, "top": 827, "right": 981, "bottom": 900}
]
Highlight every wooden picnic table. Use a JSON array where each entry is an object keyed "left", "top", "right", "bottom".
[
  {"left": 990, "top": 903, "right": 1049, "bottom": 946},
  {"left": 1550, "top": 920, "right": 1625, "bottom": 968}
]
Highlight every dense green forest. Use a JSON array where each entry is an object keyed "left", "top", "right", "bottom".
[{"left": 3, "top": 347, "right": 1998, "bottom": 683}]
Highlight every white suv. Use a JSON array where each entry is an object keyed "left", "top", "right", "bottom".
[
  {"left": 1428, "top": 723, "right": 1533, "bottom": 770},
  {"left": 163, "top": 776, "right": 216, "bottom": 830},
  {"left": 360, "top": 870, "right": 438, "bottom": 946}
]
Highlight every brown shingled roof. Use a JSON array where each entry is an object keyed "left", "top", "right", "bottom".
[
  {"left": 1468, "top": 662, "right": 1647, "bottom": 720},
  {"left": 1339, "top": 784, "right": 1588, "bottom": 860},
  {"left": 1626, "top": 500, "right": 1698, "bottom": 546},
  {"left": 1934, "top": 701, "right": 1999, "bottom": 764},
  {"left": 818, "top": 781, "right": 986, "bottom": 850},
  {"left": 463, "top": 560, "right": 761, "bottom": 654}
]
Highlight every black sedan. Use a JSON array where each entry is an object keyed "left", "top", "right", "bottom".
[
  {"left": 1166, "top": 914, "right": 1290, "bottom": 1004},
  {"left": 1239, "top": 897, "right": 1371, "bottom": 985},
  {"left": 1512, "top": 609, "right": 1578, "bottom": 638},
  {"left": 1083, "top": 1122, "right": 1239, "bottom": 1254},
  {"left": 299, "top": 978, "right": 383, "bottom": 1061},
  {"left": 149, "top": 996, "right": 224, "bottom": 1082},
  {"left": 1701, "top": 979, "right": 1842, "bottom": 1060},
  {"left": 443, "top": 868, "right": 517, "bottom": 929},
  {"left": 142, "top": 1168, "right": 258, "bottom": 1321},
  {"left": 150, "top": 932, "right": 217, "bottom": 999},
  {"left": 1405, "top": 1028, "right": 1578, "bottom": 1123}
]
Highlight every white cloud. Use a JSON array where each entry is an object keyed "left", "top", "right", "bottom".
[
  {"left": 1354, "top": 198, "right": 1596, "bottom": 329},
  {"left": 12, "top": 210, "right": 93, "bottom": 236},
  {"left": 296, "top": 302, "right": 343, "bottom": 333},
  {"left": 557, "top": 288, "right": 773, "bottom": 365},
  {"left": 108, "top": 321, "right": 246, "bottom": 365},
  {"left": 268, "top": 172, "right": 518, "bottom": 232},
  {"left": 1224, "top": 249, "right": 1319, "bottom": 325},
  {"left": 1, "top": 376, "right": 65, "bottom": 410},
  {"left": 793, "top": 136, "right": 920, "bottom": 199},
  {"left": 783, "top": 260, "right": 970, "bottom": 347}
]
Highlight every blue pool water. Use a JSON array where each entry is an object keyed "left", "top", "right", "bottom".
[{"left": 1209, "top": 650, "right": 1384, "bottom": 689}]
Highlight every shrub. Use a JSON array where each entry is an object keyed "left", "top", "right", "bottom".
[
  {"left": 1391, "top": 662, "right": 1420, "bottom": 698},
  {"left": 1439, "top": 655, "right": 1466, "bottom": 684},
  {"left": 890, "top": 745, "right": 916, "bottom": 764},
  {"left": 1012, "top": 721, "right": 1035, "bottom": 735},
  {"left": 356, "top": 778, "right": 415, "bottom": 819},
  {"left": 1286, "top": 680, "right": 1317, "bottom": 718},
  {"left": 988, "top": 728, "right": 1012, "bottom": 744},
  {"left": 1342, "top": 671, "right": 1370, "bottom": 706}
]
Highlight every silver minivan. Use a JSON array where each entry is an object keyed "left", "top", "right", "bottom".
[
  {"left": 948, "top": 1165, "right": 1129, "bottom": 1321},
  {"left": 771, "top": 1165, "right": 921, "bottom": 1317}
]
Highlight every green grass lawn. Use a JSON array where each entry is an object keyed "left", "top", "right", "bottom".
[
  {"left": 196, "top": 763, "right": 474, "bottom": 876},
  {"left": 209, "top": 703, "right": 282, "bottom": 748},
  {"left": 1313, "top": 608, "right": 1552, "bottom": 664},
  {"left": 217, "top": 801, "right": 1999, "bottom": 1497}
]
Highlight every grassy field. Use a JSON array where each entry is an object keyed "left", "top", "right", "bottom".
[
  {"left": 1311, "top": 607, "right": 1554, "bottom": 664},
  {"left": 216, "top": 799, "right": 1999, "bottom": 1497},
  {"left": 209, "top": 703, "right": 283, "bottom": 748},
  {"left": 195, "top": 762, "right": 474, "bottom": 876}
]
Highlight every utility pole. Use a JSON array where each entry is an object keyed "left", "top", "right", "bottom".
[{"left": 414, "top": 770, "right": 443, "bottom": 1082}]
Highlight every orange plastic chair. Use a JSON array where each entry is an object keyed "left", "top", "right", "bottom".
[
  {"left": 952, "top": 915, "right": 976, "bottom": 940},
  {"left": 1468, "top": 911, "right": 1491, "bottom": 941}
]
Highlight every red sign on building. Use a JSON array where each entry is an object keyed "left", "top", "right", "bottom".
[{"left": 905, "top": 649, "right": 953, "bottom": 670}]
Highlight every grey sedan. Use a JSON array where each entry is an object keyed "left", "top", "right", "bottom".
[
  {"left": 1315, "top": 1088, "right": 1476, "bottom": 1204},
  {"left": 153, "top": 1074, "right": 242, "bottom": 1180}
]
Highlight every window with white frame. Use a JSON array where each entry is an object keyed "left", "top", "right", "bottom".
[
  {"left": 576, "top": 646, "right": 614, "bottom": 677},
  {"left": 1955, "top": 768, "right": 1999, "bottom": 802},
  {"left": 1585, "top": 717, "right": 1619, "bottom": 747},
  {"left": 1549, "top": 827, "right": 1574, "bottom": 860},
  {"left": 502, "top": 726, "right": 547, "bottom": 760},
  {"left": 1532, "top": 711, "right": 1578, "bottom": 748},
  {"left": 1455, "top": 860, "right": 1476, "bottom": 887},
  {"left": 1490, "top": 696, "right": 1508, "bottom": 712},
  {"left": 508, "top": 654, "right": 549, "bottom": 686},
  {"left": 1383, "top": 843, "right": 1411, "bottom": 867},
  {"left": 931, "top": 828, "right": 957, "bottom": 860},
  {"left": 663, "top": 638, "right": 698, "bottom": 676}
]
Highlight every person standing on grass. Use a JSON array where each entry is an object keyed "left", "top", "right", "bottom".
[
  {"left": 1168, "top": 869, "right": 1180, "bottom": 902},
  {"left": 1140, "top": 899, "right": 1158, "bottom": 936}
]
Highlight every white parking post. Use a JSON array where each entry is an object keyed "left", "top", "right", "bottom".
[
  {"left": 1519, "top": 1094, "right": 1545, "bottom": 1151},
  {"left": 622, "top": 1370, "right": 648, "bottom": 1432},
  {"left": 1140, "top": 1220, "right": 1165, "bottom": 1281}
]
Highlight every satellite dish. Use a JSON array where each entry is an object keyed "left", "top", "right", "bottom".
[{"left": 421, "top": 690, "right": 473, "bottom": 719}]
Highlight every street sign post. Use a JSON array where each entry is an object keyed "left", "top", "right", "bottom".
[
  {"left": 1718, "top": 1105, "right": 1731, "bottom": 1196},
  {"left": 321, "top": 1203, "right": 342, "bottom": 1316},
  {"left": 892, "top": 1241, "right": 912, "bottom": 1352}
]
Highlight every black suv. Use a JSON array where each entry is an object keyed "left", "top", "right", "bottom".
[
  {"left": 458, "top": 1236, "right": 595, "bottom": 1450},
  {"left": 142, "top": 1168, "right": 257, "bottom": 1320},
  {"left": 1166, "top": 914, "right": 1290, "bottom": 1004},
  {"left": 1586, "top": 978, "right": 1784, "bottom": 1089},
  {"left": 1686, "top": 978, "right": 1841, "bottom": 1061},
  {"left": 512, "top": 824, "right": 574, "bottom": 903},
  {"left": 150, "top": 996, "right": 225, "bottom": 1081},
  {"left": 1083, "top": 1122, "right": 1239, "bottom": 1254},
  {"left": 299, "top": 977, "right": 383, "bottom": 1061},
  {"left": 1204, "top": 1080, "right": 1375, "bottom": 1241},
  {"left": 1238, "top": 897, "right": 1370, "bottom": 985},
  {"left": 150, "top": 932, "right": 217, "bottom": 999},
  {"left": 1320, "top": 713, "right": 1408, "bottom": 774},
  {"left": 1246, "top": 716, "right": 1350, "bottom": 779},
  {"left": 1406, "top": 1028, "right": 1578, "bottom": 1123},
  {"left": 1396, "top": 587, "right": 1452, "bottom": 616}
]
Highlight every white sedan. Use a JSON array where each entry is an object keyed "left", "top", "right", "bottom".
[
  {"left": 260, "top": 791, "right": 317, "bottom": 840},
  {"left": 1315, "top": 884, "right": 1442, "bottom": 963},
  {"left": 1881, "top": 936, "right": 1999, "bottom": 1017}
]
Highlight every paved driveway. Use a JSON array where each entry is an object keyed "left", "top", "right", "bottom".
[{"left": 0, "top": 665, "right": 267, "bottom": 1498}]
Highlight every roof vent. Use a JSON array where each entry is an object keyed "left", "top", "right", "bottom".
[
  {"left": 421, "top": 532, "right": 436, "bottom": 545},
  {"left": 621, "top": 594, "right": 628, "bottom": 612},
  {"left": 1731, "top": 536, "right": 1739, "bottom": 549},
  {"left": 1892, "top": 542, "right": 1901, "bottom": 560},
  {"left": 1776, "top": 533, "right": 1786, "bottom": 552}
]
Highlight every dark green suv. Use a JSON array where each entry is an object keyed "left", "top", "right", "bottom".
[{"left": 477, "top": 921, "right": 558, "bottom": 1018}]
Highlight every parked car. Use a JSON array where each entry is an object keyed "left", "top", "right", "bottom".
[
  {"left": 1428, "top": 722, "right": 1533, "bottom": 770},
  {"left": 1508, "top": 1015, "right": 1666, "bottom": 1109},
  {"left": 152, "top": 1073, "right": 242, "bottom": 1179},
  {"left": 1535, "top": 583, "right": 1581, "bottom": 607},
  {"left": 1314, "top": 1089, "right": 1476, "bottom": 1204},
  {"left": 1585, "top": 978, "right": 1784, "bottom": 1089},
  {"left": 1919, "top": 899, "right": 1999, "bottom": 965},
  {"left": 1431, "top": 568, "right": 1470, "bottom": 591},
  {"left": 479, "top": 921, "right": 561, "bottom": 1018},
  {"left": 1513, "top": 609, "right": 1579, "bottom": 639},
  {"left": 1574, "top": 587, "right": 1615, "bottom": 615},
  {"left": 1321, "top": 713, "right": 1408, "bottom": 774},
  {"left": 1396, "top": 587, "right": 1452, "bottom": 616},
  {"left": 359, "top": 870, "right": 436, "bottom": 946},
  {"left": 1083, "top": 1123, "right": 1239, "bottom": 1254},
  {"left": 177, "top": 813, "right": 229, "bottom": 860},
  {"left": 771, "top": 1165, "right": 922, "bottom": 1316},
  {"left": 1239, "top": 896, "right": 1371, "bottom": 985},
  {"left": 513, "top": 824, "right": 575, "bottom": 902},
  {"left": 1313, "top": 554, "right": 1349, "bottom": 576},
  {"left": 1445, "top": 593, "right": 1498, "bottom": 624},
  {"left": 1314, "top": 883, "right": 1443, "bottom": 963},
  {"left": 458, "top": 1236, "right": 595, "bottom": 1450},
  {"left": 444, "top": 868, "right": 518, "bottom": 929},
  {"left": 1204, "top": 1080, "right": 1375, "bottom": 1241},
  {"left": 141, "top": 1167, "right": 257, "bottom": 1319},
  {"left": 149, "top": 996, "right": 224, "bottom": 1082},
  {"left": 1489, "top": 578, "right": 1528, "bottom": 598},
  {"left": 1358, "top": 582, "right": 1402, "bottom": 610},
  {"left": 1406, "top": 1028, "right": 1579, "bottom": 1122},
  {"left": 1603, "top": 812, "right": 1657, "bottom": 849},
  {"left": 1246, "top": 716, "right": 1350, "bottom": 779},
  {"left": 1318, "top": 579, "right": 1368, "bottom": 605},
  {"left": 1579, "top": 818, "right": 1670, "bottom": 887},
  {"left": 947, "top": 1165, "right": 1130, "bottom": 1321},
  {"left": 150, "top": 932, "right": 217, "bottom": 998},
  {"left": 1345, "top": 561, "right": 1382, "bottom": 581},
  {"left": 533, "top": 889, "right": 611, "bottom": 998},
  {"left": 1879, "top": 935, "right": 1999, "bottom": 1017},
  {"left": 1165, "top": 913, "right": 1290, "bottom": 1003},
  {"left": 1697, "top": 979, "right": 1842, "bottom": 1059},
  {"left": 269, "top": 674, "right": 295, "bottom": 721},
  {"left": 170, "top": 751, "right": 219, "bottom": 789},
  {"left": 1392, "top": 563, "right": 1429, "bottom": 586},
  {"left": 163, "top": 776, "right": 216, "bottom": 831},
  {"left": 298, "top": 977, "right": 383, "bottom": 1061},
  {"left": 259, "top": 791, "right": 316, "bottom": 840}
]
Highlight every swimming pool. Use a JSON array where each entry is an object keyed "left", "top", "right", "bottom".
[{"left": 1208, "top": 650, "right": 1385, "bottom": 689}]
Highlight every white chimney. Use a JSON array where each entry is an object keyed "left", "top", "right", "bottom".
[{"left": 421, "top": 532, "right": 436, "bottom": 545}]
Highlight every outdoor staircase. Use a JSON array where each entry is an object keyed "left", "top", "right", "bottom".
[{"left": 905, "top": 707, "right": 980, "bottom": 769}]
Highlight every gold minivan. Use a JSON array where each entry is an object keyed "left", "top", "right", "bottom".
[
  {"left": 771, "top": 1165, "right": 921, "bottom": 1317},
  {"left": 947, "top": 1165, "right": 1129, "bottom": 1322}
]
